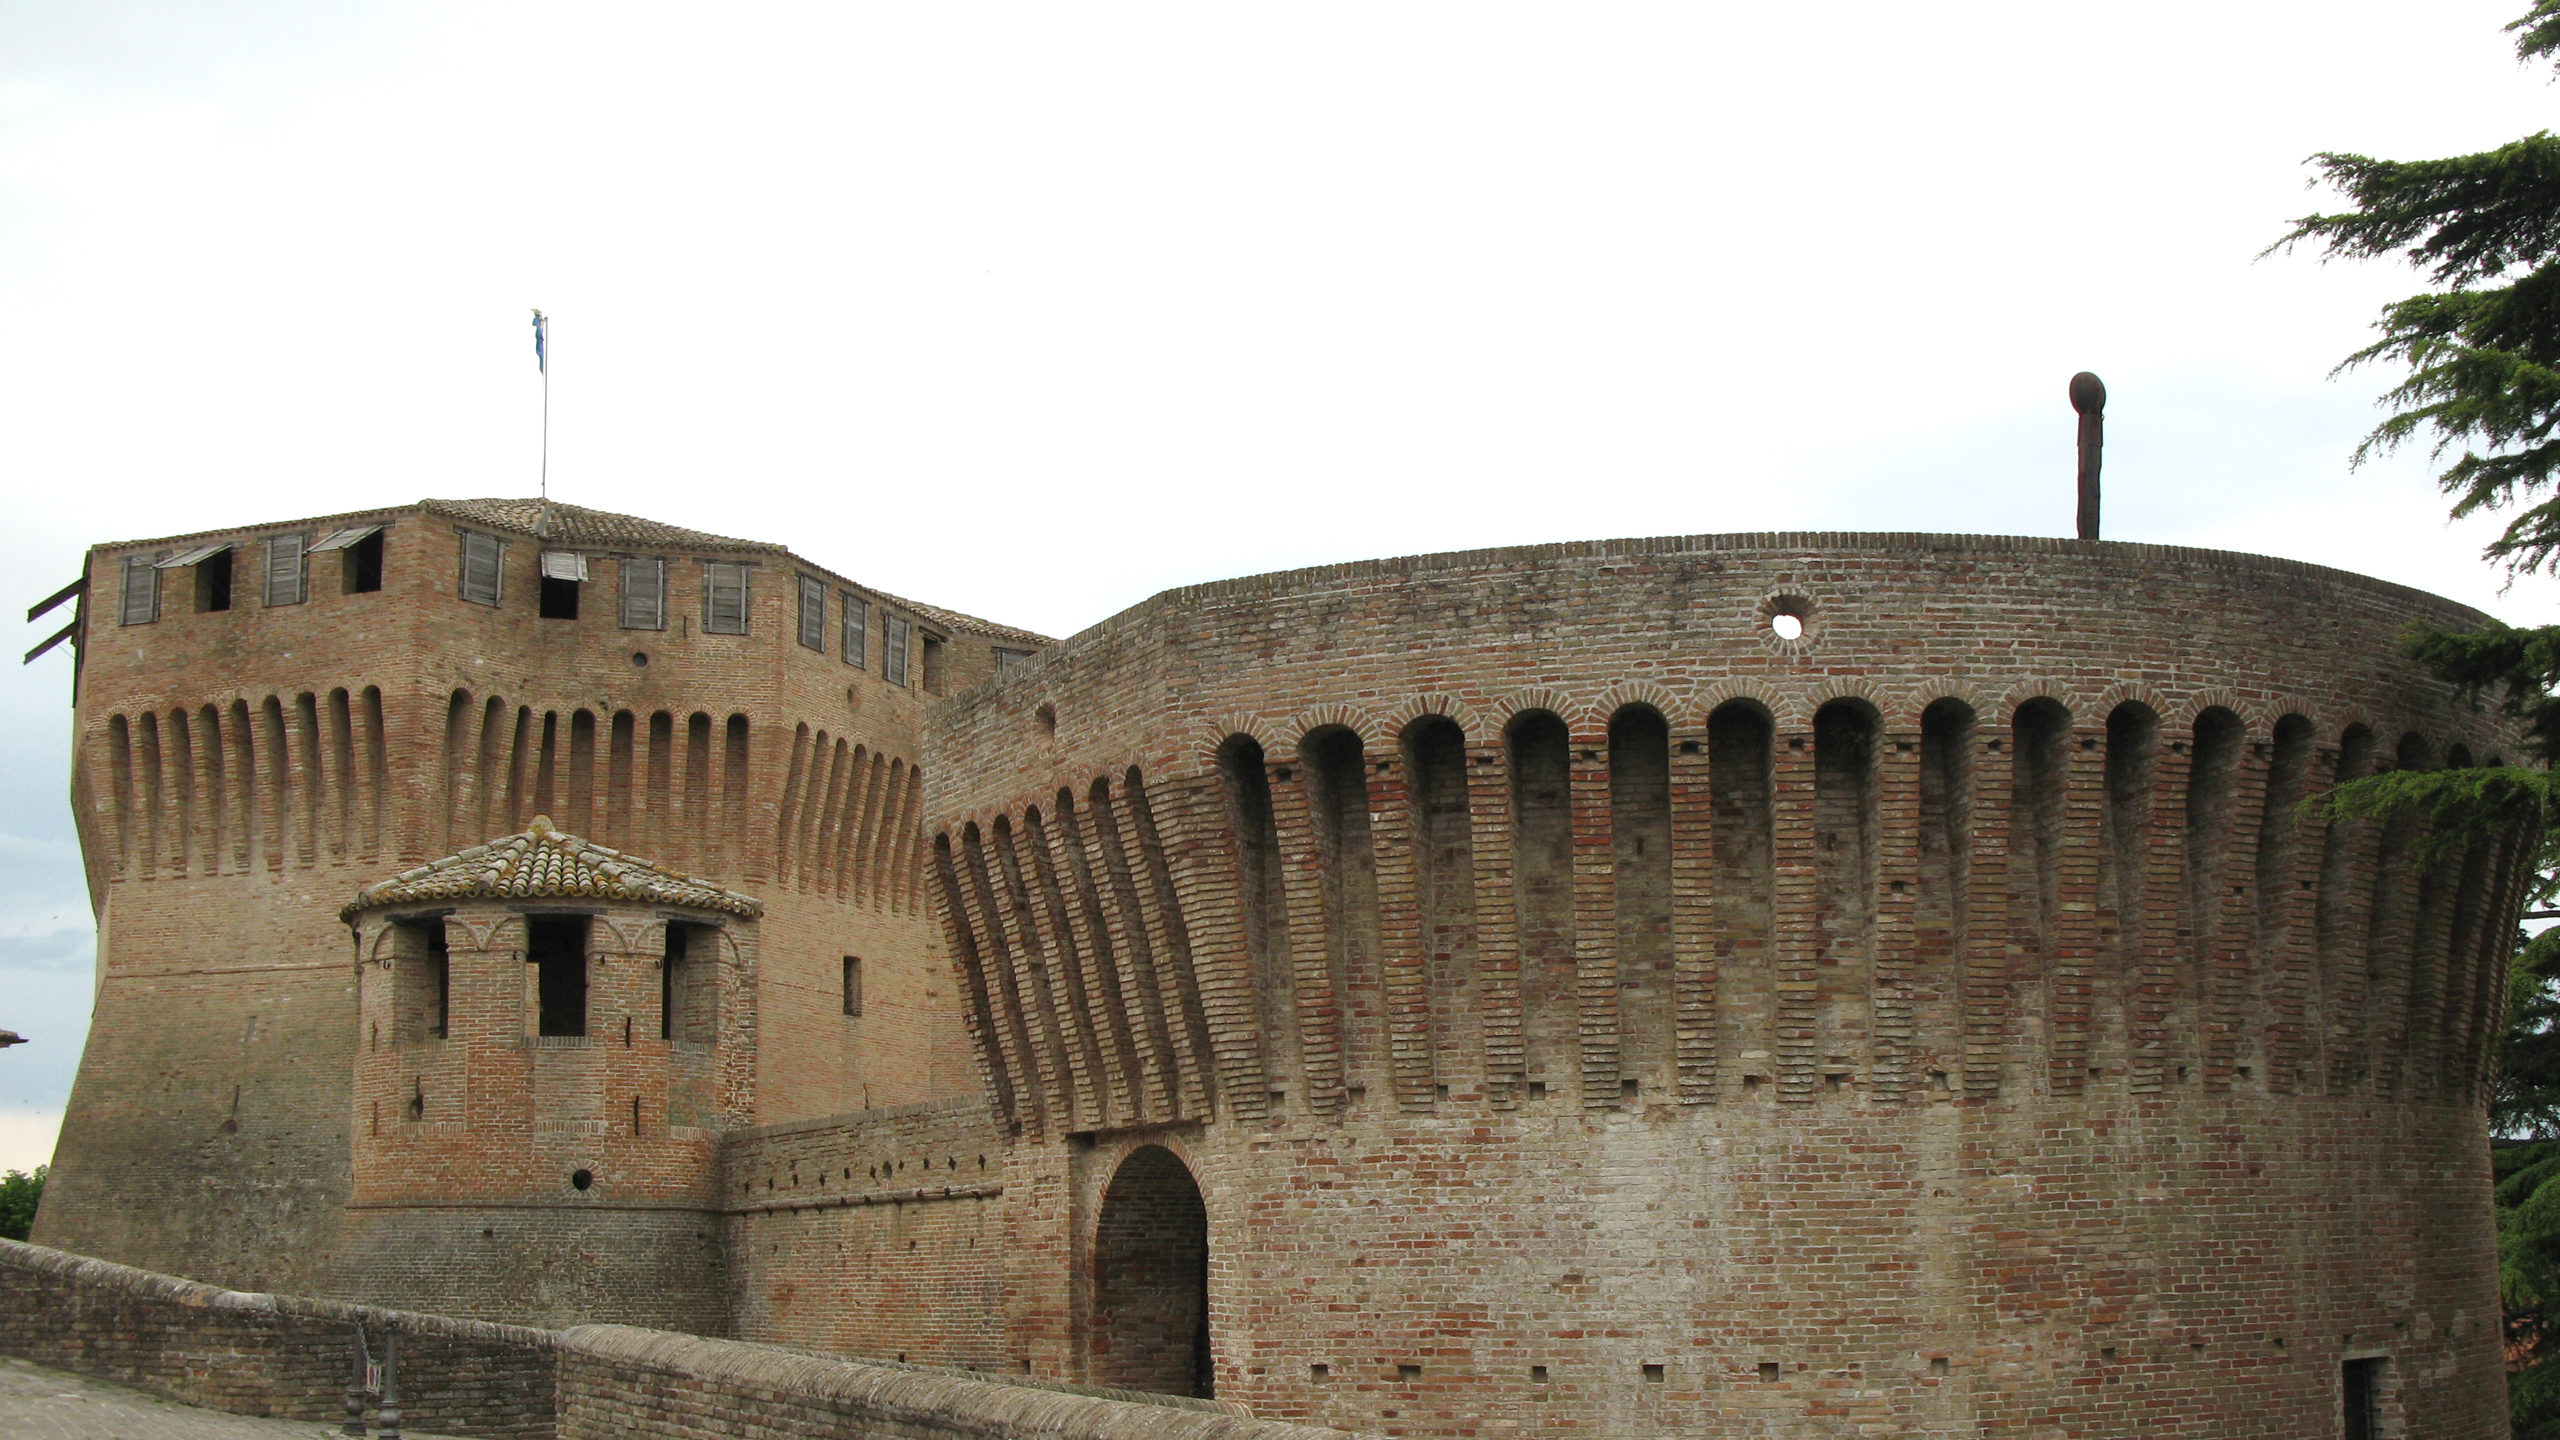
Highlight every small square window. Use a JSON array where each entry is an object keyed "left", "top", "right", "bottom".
[
  {"left": 120, "top": 553, "right": 164, "bottom": 626},
  {"left": 703, "top": 562, "right": 750, "bottom": 635},
  {"left": 458, "top": 531, "right": 505, "bottom": 607},
  {"left": 528, "top": 916, "right": 589, "bottom": 1038},
  {"left": 346, "top": 532, "right": 382, "bottom": 593},
  {"left": 841, "top": 594, "right": 869, "bottom": 667},
  {"left": 619, "top": 556, "right": 668, "bottom": 630},
  {"left": 884, "top": 615, "right": 911, "bottom": 686},
  {"left": 195, "top": 550, "right": 233, "bottom": 613},
  {"left": 798, "top": 576, "right": 827, "bottom": 651},
  {"left": 538, "top": 551, "right": 587, "bottom": 618},
  {"left": 263, "top": 533, "right": 309, "bottom": 607}
]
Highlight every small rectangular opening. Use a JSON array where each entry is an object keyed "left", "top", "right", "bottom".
[
  {"left": 662, "top": 925, "right": 682, "bottom": 1040},
  {"left": 539, "top": 575, "right": 581, "bottom": 620},
  {"left": 429, "top": 923, "right": 449, "bottom": 1039},
  {"left": 195, "top": 550, "right": 233, "bottom": 613},
  {"left": 921, "top": 634, "right": 947, "bottom": 693},
  {"left": 394, "top": 917, "right": 449, "bottom": 1044},
  {"left": 661, "top": 922, "right": 715, "bottom": 1044},
  {"left": 344, "top": 531, "right": 384, "bottom": 594},
  {"left": 2342, "top": 1357, "right": 2384, "bottom": 1440},
  {"left": 528, "top": 916, "right": 588, "bottom": 1036},
  {"left": 842, "top": 955, "right": 863, "bottom": 1017}
]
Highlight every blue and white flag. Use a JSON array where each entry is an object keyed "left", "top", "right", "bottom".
[{"left": 531, "top": 309, "right": 548, "bottom": 376}]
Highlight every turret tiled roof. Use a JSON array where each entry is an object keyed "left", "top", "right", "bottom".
[{"left": 342, "top": 816, "right": 762, "bottom": 921}]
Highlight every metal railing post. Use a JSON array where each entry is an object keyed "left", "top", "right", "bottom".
[
  {"left": 377, "top": 1319, "right": 401, "bottom": 1440},
  {"left": 343, "top": 1322, "right": 369, "bottom": 1436}
]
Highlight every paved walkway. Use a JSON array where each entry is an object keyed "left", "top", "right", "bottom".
[{"left": 0, "top": 1356, "right": 462, "bottom": 1439}]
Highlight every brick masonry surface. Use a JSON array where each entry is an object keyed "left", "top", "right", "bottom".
[
  {"left": 923, "top": 532, "right": 2531, "bottom": 1437},
  {"left": 0, "top": 1240, "right": 1366, "bottom": 1440},
  {"left": 41, "top": 499, "right": 1011, "bottom": 1295},
  {"left": 0, "top": 1355, "right": 468, "bottom": 1440},
  {"left": 31, "top": 509, "right": 2540, "bottom": 1439},
  {"left": 0, "top": 1240, "right": 555, "bottom": 1439}
]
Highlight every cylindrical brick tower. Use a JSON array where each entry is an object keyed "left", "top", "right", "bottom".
[
  {"left": 922, "top": 532, "right": 2530, "bottom": 1439},
  {"left": 336, "top": 816, "right": 760, "bottom": 1330}
]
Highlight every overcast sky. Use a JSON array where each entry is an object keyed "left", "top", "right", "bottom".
[{"left": 4, "top": 1, "right": 2558, "bottom": 1173}]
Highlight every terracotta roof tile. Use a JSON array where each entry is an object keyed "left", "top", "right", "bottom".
[
  {"left": 419, "top": 498, "right": 767, "bottom": 552},
  {"left": 343, "top": 815, "right": 762, "bottom": 921}
]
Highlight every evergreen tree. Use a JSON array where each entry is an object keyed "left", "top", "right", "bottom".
[
  {"left": 0, "top": 1166, "right": 42, "bottom": 1243},
  {"left": 2277, "top": 7, "right": 2560, "bottom": 1429}
]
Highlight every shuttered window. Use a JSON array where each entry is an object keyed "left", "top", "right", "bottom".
[
  {"left": 120, "top": 554, "right": 164, "bottom": 626},
  {"left": 840, "top": 595, "right": 868, "bottom": 667},
  {"left": 263, "top": 533, "right": 308, "bottom": 607},
  {"left": 884, "top": 615, "right": 911, "bottom": 686},
  {"left": 458, "top": 531, "right": 504, "bottom": 607},
  {"left": 703, "top": 562, "right": 750, "bottom": 635},
  {"left": 619, "top": 556, "right": 667, "bottom": 630},
  {"left": 797, "top": 576, "right": 826, "bottom": 650}
]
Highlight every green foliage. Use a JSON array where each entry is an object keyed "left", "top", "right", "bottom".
[
  {"left": 2311, "top": 758, "right": 2556, "bottom": 837},
  {"left": 2268, "top": 8, "right": 2560, "bottom": 575},
  {"left": 2503, "top": 1138, "right": 2560, "bottom": 1436},
  {"left": 2502, "top": 929, "right": 2560, "bottom": 1139},
  {"left": 0, "top": 1166, "right": 43, "bottom": 1242},
  {"left": 2283, "top": 9, "right": 2560, "bottom": 1431},
  {"left": 2502, "top": 926, "right": 2560, "bottom": 1435},
  {"left": 2409, "top": 622, "right": 2560, "bottom": 764}
]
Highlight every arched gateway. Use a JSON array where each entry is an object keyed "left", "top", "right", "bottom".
[{"left": 1090, "top": 1145, "right": 1210, "bottom": 1398}]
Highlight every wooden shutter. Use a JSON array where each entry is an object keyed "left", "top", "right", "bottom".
[
  {"left": 120, "top": 554, "right": 163, "bottom": 626},
  {"left": 703, "top": 563, "right": 749, "bottom": 635},
  {"left": 797, "top": 576, "right": 826, "bottom": 650},
  {"left": 840, "top": 595, "right": 868, "bottom": 667},
  {"left": 264, "top": 533, "right": 308, "bottom": 606},
  {"left": 459, "top": 531, "right": 503, "bottom": 607},
  {"left": 619, "top": 556, "right": 666, "bottom": 630},
  {"left": 884, "top": 615, "right": 910, "bottom": 686}
]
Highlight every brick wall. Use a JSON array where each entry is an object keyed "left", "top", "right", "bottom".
[
  {"left": 721, "top": 1098, "right": 1011, "bottom": 1366},
  {"left": 0, "top": 1238, "right": 1365, "bottom": 1440},
  {"left": 45, "top": 498, "right": 1008, "bottom": 1290},
  {"left": 552, "top": 1323, "right": 1353, "bottom": 1440},
  {"left": 0, "top": 1238, "right": 556, "bottom": 1439},
  {"left": 922, "top": 533, "right": 2527, "bottom": 1437}
]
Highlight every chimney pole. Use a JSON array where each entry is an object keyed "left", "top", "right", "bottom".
[{"left": 2071, "top": 371, "right": 2106, "bottom": 540}]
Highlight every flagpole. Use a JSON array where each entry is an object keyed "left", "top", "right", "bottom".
[{"left": 533, "top": 309, "right": 550, "bottom": 500}]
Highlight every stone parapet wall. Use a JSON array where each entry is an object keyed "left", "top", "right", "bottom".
[
  {"left": 0, "top": 1238, "right": 557, "bottom": 1439},
  {"left": 0, "top": 1239, "right": 1362, "bottom": 1439},
  {"left": 553, "top": 1324, "right": 1349, "bottom": 1440}
]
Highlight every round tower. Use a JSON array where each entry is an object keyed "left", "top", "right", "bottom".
[
  {"left": 924, "top": 531, "right": 2529, "bottom": 1439},
  {"left": 334, "top": 816, "right": 759, "bottom": 1329}
]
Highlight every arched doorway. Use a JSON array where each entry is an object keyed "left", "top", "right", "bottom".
[{"left": 1090, "top": 1144, "right": 1211, "bottom": 1397}]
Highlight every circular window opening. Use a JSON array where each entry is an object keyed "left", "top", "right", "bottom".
[
  {"left": 571, "top": 1168, "right": 594, "bottom": 1192},
  {"left": 630, "top": 651, "right": 649, "bottom": 667},
  {"left": 1763, "top": 593, "right": 1814, "bottom": 641}
]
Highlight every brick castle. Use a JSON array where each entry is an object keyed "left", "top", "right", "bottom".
[{"left": 22, "top": 497, "right": 2529, "bottom": 1436}]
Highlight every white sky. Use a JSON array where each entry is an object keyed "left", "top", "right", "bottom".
[{"left": 3, "top": 1, "right": 2558, "bottom": 1173}]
